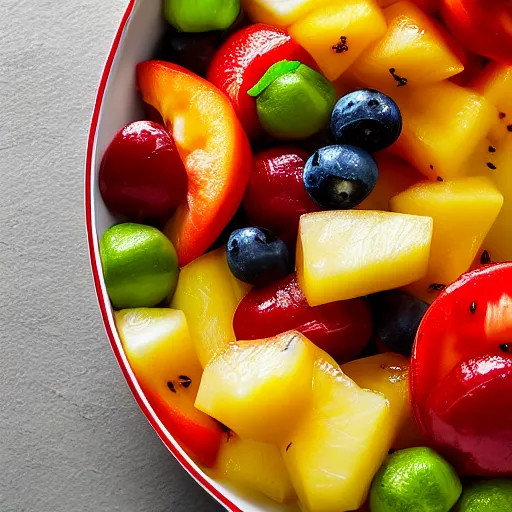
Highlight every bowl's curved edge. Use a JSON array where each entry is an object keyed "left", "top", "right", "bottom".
[{"left": 84, "top": 2, "right": 241, "bottom": 510}]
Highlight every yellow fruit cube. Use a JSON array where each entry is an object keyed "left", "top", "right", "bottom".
[
  {"left": 390, "top": 81, "right": 496, "bottom": 180},
  {"left": 216, "top": 434, "right": 297, "bottom": 504},
  {"left": 282, "top": 356, "right": 393, "bottom": 512},
  {"left": 390, "top": 177, "right": 503, "bottom": 303},
  {"left": 195, "top": 332, "right": 316, "bottom": 444},
  {"left": 241, "top": 0, "right": 329, "bottom": 27},
  {"left": 351, "top": 2, "right": 463, "bottom": 90},
  {"left": 471, "top": 61, "right": 512, "bottom": 143},
  {"left": 289, "top": 0, "right": 387, "bottom": 81},
  {"left": 356, "top": 153, "right": 423, "bottom": 211},
  {"left": 171, "top": 248, "right": 251, "bottom": 367},
  {"left": 296, "top": 211, "right": 433, "bottom": 306},
  {"left": 482, "top": 138, "right": 512, "bottom": 262}
]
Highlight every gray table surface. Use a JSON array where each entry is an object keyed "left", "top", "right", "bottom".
[{"left": 0, "top": 1, "right": 223, "bottom": 510}]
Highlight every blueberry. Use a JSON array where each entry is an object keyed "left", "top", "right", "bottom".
[
  {"left": 227, "top": 227, "right": 289, "bottom": 286},
  {"left": 369, "top": 290, "right": 429, "bottom": 356},
  {"left": 331, "top": 89, "right": 402, "bottom": 152},
  {"left": 303, "top": 145, "right": 378, "bottom": 210}
]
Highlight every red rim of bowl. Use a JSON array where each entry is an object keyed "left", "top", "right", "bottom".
[{"left": 84, "top": 2, "right": 242, "bottom": 510}]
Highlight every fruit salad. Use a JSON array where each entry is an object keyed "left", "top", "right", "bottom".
[{"left": 96, "top": 0, "right": 512, "bottom": 510}]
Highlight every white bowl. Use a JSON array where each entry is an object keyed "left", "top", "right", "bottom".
[{"left": 85, "top": 1, "right": 300, "bottom": 510}]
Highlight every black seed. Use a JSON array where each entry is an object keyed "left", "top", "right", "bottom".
[
  {"left": 179, "top": 375, "right": 192, "bottom": 389},
  {"left": 312, "top": 151, "right": 320, "bottom": 167},
  {"left": 389, "top": 68, "right": 408, "bottom": 87},
  {"left": 500, "top": 344, "right": 511, "bottom": 353},
  {"left": 481, "top": 250, "right": 491, "bottom": 264},
  {"left": 286, "top": 442, "right": 293, "bottom": 452},
  {"left": 507, "top": 125, "right": 512, "bottom": 132},
  {"left": 470, "top": 302, "right": 477, "bottom": 314},
  {"left": 437, "top": 176, "right": 443, "bottom": 182},
  {"left": 429, "top": 283, "right": 446, "bottom": 292},
  {"left": 487, "top": 162, "right": 497, "bottom": 170},
  {"left": 167, "top": 382, "right": 177, "bottom": 393},
  {"left": 489, "top": 145, "right": 497, "bottom": 153},
  {"left": 429, "top": 164, "right": 434, "bottom": 170},
  {"left": 332, "top": 36, "right": 349, "bottom": 53},
  {"left": 499, "top": 112, "right": 507, "bottom": 119}
]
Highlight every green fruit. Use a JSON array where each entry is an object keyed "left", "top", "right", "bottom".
[
  {"left": 255, "top": 63, "right": 337, "bottom": 140},
  {"left": 100, "top": 223, "right": 178, "bottom": 309},
  {"left": 370, "top": 447, "right": 462, "bottom": 512},
  {"left": 454, "top": 480, "right": 512, "bottom": 511},
  {"left": 164, "top": 0, "right": 240, "bottom": 32}
]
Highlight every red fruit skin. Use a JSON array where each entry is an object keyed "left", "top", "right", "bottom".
[
  {"left": 423, "top": 355, "right": 512, "bottom": 476},
  {"left": 208, "top": 24, "right": 316, "bottom": 137},
  {"left": 243, "top": 147, "right": 320, "bottom": 244},
  {"left": 99, "top": 121, "right": 187, "bottom": 223},
  {"left": 233, "top": 274, "right": 373, "bottom": 363},
  {"left": 441, "top": 0, "right": 512, "bottom": 65}
]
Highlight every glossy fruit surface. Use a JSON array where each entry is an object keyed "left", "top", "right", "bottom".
[
  {"left": 243, "top": 147, "right": 319, "bottom": 243},
  {"left": 137, "top": 61, "right": 252, "bottom": 266},
  {"left": 331, "top": 90, "right": 402, "bottom": 152},
  {"left": 171, "top": 247, "right": 251, "bottom": 367},
  {"left": 115, "top": 308, "right": 223, "bottom": 467},
  {"left": 297, "top": 211, "right": 433, "bottom": 305},
  {"left": 227, "top": 227, "right": 290, "bottom": 286},
  {"left": 196, "top": 331, "right": 316, "bottom": 444},
  {"left": 455, "top": 479, "right": 512, "bottom": 512},
  {"left": 100, "top": 223, "right": 179, "bottom": 309},
  {"left": 441, "top": 0, "right": 512, "bottom": 65},
  {"left": 208, "top": 23, "right": 314, "bottom": 137},
  {"left": 99, "top": 121, "right": 187, "bottom": 223},
  {"left": 370, "top": 448, "right": 462, "bottom": 512},
  {"left": 304, "top": 145, "right": 379, "bottom": 210},
  {"left": 241, "top": 0, "right": 325, "bottom": 27},
  {"left": 233, "top": 274, "right": 372, "bottom": 363}
]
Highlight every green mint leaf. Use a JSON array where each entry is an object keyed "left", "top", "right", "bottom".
[{"left": 247, "top": 60, "right": 302, "bottom": 97}]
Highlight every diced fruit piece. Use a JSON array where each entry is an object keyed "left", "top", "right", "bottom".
[
  {"left": 154, "top": 27, "right": 223, "bottom": 77},
  {"left": 195, "top": 331, "right": 316, "bottom": 444},
  {"left": 115, "top": 308, "right": 223, "bottom": 467},
  {"left": 441, "top": 0, "right": 512, "bottom": 65},
  {"left": 297, "top": 211, "right": 433, "bottom": 306},
  {"left": 356, "top": 153, "right": 423, "bottom": 211},
  {"left": 390, "top": 177, "right": 503, "bottom": 303},
  {"left": 137, "top": 61, "right": 252, "bottom": 266},
  {"left": 455, "top": 479, "right": 512, "bottom": 512},
  {"left": 226, "top": 227, "right": 290, "bottom": 287},
  {"left": 170, "top": 247, "right": 251, "bottom": 367},
  {"left": 370, "top": 448, "right": 462, "bottom": 512},
  {"left": 471, "top": 62, "right": 512, "bottom": 143},
  {"left": 369, "top": 291, "right": 428, "bottom": 356},
  {"left": 234, "top": 274, "right": 373, "bottom": 363},
  {"left": 100, "top": 223, "right": 179, "bottom": 309},
  {"left": 482, "top": 138, "right": 512, "bottom": 262},
  {"left": 352, "top": 2, "right": 464, "bottom": 90},
  {"left": 216, "top": 434, "right": 297, "bottom": 503},
  {"left": 389, "top": 80, "right": 496, "bottom": 180},
  {"left": 99, "top": 121, "right": 188, "bottom": 223},
  {"left": 243, "top": 147, "right": 320, "bottom": 243},
  {"left": 423, "top": 355, "right": 512, "bottom": 476},
  {"left": 289, "top": 0, "right": 388, "bottom": 81},
  {"left": 331, "top": 90, "right": 402, "bottom": 152},
  {"left": 164, "top": 0, "right": 240, "bottom": 32},
  {"left": 304, "top": 145, "right": 379, "bottom": 210},
  {"left": 282, "top": 355, "right": 393, "bottom": 511},
  {"left": 241, "top": 0, "right": 327, "bottom": 27},
  {"left": 254, "top": 63, "right": 336, "bottom": 140},
  {"left": 208, "top": 24, "right": 315, "bottom": 137}
]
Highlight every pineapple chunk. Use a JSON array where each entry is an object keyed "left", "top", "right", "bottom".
[
  {"left": 195, "top": 332, "right": 316, "bottom": 444},
  {"left": 282, "top": 356, "right": 393, "bottom": 512},
  {"left": 341, "top": 353, "right": 426, "bottom": 449},
  {"left": 389, "top": 80, "right": 496, "bottom": 180},
  {"left": 471, "top": 61, "right": 512, "bottom": 143},
  {"left": 241, "top": 0, "right": 329, "bottom": 27},
  {"left": 482, "top": 138, "right": 512, "bottom": 262},
  {"left": 296, "top": 211, "right": 433, "bottom": 306},
  {"left": 356, "top": 153, "right": 423, "bottom": 211},
  {"left": 171, "top": 248, "right": 251, "bottom": 367},
  {"left": 216, "top": 435, "right": 297, "bottom": 504},
  {"left": 390, "top": 177, "right": 503, "bottom": 303},
  {"left": 351, "top": 2, "right": 463, "bottom": 90},
  {"left": 289, "top": 0, "right": 387, "bottom": 81}
]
